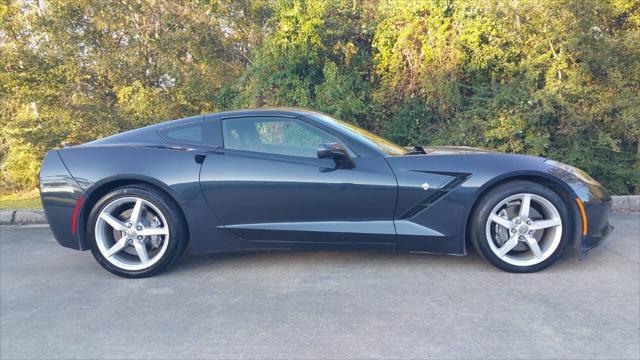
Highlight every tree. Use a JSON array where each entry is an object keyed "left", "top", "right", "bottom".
[
  {"left": 234, "top": 0, "right": 377, "bottom": 126},
  {"left": 371, "top": 0, "right": 639, "bottom": 194},
  {"left": 2, "top": 0, "right": 638, "bottom": 194},
  {"left": 1, "top": 0, "right": 273, "bottom": 189}
]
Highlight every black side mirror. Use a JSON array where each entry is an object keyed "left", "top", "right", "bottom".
[{"left": 317, "top": 142, "right": 354, "bottom": 168}]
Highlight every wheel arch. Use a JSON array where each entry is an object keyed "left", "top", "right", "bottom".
[
  {"left": 77, "top": 176, "right": 190, "bottom": 250},
  {"left": 463, "top": 172, "right": 582, "bottom": 252}
]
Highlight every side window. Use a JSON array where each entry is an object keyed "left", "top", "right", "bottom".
[
  {"left": 222, "top": 117, "right": 344, "bottom": 158},
  {"left": 162, "top": 124, "right": 203, "bottom": 143},
  {"left": 159, "top": 119, "right": 222, "bottom": 147}
]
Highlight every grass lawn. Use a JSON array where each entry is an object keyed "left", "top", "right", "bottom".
[{"left": 0, "top": 189, "right": 42, "bottom": 209}]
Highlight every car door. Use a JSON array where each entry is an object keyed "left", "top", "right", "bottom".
[{"left": 199, "top": 115, "right": 398, "bottom": 246}]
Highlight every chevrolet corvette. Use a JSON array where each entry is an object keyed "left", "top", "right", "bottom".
[{"left": 39, "top": 109, "right": 613, "bottom": 277}]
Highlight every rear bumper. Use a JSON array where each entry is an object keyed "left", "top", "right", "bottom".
[{"left": 39, "top": 150, "right": 86, "bottom": 250}]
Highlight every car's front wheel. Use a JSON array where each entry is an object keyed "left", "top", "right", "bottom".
[
  {"left": 470, "top": 181, "right": 571, "bottom": 272},
  {"left": 87, "top": 184, "right": 187, "bottom": 278}
]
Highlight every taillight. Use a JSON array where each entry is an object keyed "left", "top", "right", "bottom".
[{"left": 71, "top": 196, "right": 84, "bottom": 234}]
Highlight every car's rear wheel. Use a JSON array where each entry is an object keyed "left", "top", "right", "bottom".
[
  {"left": 87, "top": 185, "right": 186, "bottom": 278},
  {"left": 470, "top": 181, "right": 571, "bottom": 272}
]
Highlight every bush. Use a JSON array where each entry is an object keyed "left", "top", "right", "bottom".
[{"left": 2, "top": 0, "right": 638, "bottom": 194}]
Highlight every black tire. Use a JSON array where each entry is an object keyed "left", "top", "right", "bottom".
[
  {"left": 87, "top": 184, "right": 187, "bottom": 278},
  {"left": 470, "top": 180, "right": 572, "bottom": 273}
]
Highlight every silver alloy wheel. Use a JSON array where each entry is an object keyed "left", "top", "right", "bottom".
[
  {"left": 95, "top": 196, "right": 170, "bottom": 271},
  {"left": 485, "top": 193, "right": 563, "bottom": 267}
]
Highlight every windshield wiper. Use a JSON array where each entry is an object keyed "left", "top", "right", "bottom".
[{"left": 404, "top": 146, "right": 426, "bottom": 155}]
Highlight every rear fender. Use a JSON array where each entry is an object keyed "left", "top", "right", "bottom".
[
  {"left": 52, "top": 145, "right": 245, "bottom": 255},
  {"left": 74, "top": 174, "right": 186, "bottom": 251}
]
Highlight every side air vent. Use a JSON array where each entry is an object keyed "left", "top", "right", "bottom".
[{"left": 399, "top": 175, "right": 470, "bottom": 219}]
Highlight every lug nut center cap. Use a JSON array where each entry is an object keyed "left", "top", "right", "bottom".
[
  {"left": 518, "top": 224, "right": 529, "bottom": 234},
  {"left": 126, "top": 229, "right": 137, "bottom": 237}
]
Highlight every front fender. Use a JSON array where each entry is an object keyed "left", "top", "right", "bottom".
[{"left": 385, "top": 152, "right": 605, "bottom": 255}]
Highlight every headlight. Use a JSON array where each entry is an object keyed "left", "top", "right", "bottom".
[{"left": 545, "top": 159, "right": 600, "bottom": 185}]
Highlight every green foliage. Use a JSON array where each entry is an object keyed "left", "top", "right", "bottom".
[
  {"left": 372, "top": 0, "right": 640, "bottom": 194},
  {"left": 2, "top": 0, "right": 639, "bottom": 194},
  {"left": 234, "top": 0, "right": 376, "bottom": 124}
]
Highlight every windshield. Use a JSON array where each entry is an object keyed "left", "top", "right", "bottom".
[{"left": 308, "top": 113, "right": 407, "bottom": 155}]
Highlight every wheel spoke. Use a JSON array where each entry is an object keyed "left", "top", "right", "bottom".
[
  {"left": 100, "top": 213, "right": 126, "bottom": 231},
  {"left": 489, "top": 214, "right": 516, "bottom": 229},
  {"left": 524, "top": 235, "right": 544, "bottom": 259},
  {"left": 138, "top": 227, "right": 168, "bottom": 236},
  {"left": 519, "top": 194, "right": 531, "bottom": 218},
  {"left": 487, "top": 192, "right": 563, "bottom": 266},
  {"left": 497, "top": 235, "right": 519, "bottom": 257},
  {"left": 96, "top": 196, "right": 171, "bottom": 270},
  {"left": 133, "top": 241, "right": 149, "bottom": 265},
  {"left": 530, "top": 218, "right": 562, "bottom": 230},
  {"left": 105, "top": 236, "right": 128, "bottom": 257},
  {"left": 130, "top": 199, "right": 144, "bottom": 225}
]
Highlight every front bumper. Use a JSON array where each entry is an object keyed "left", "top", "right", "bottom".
[
  {"left": 582, "top": 223, "right": 614, "bottom": 252},
  {"left": 574, "top": 184, "right": 614, "bottom": 254}
]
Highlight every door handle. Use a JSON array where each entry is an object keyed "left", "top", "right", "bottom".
[{"left": 194, "top": 153, "right": 206, "bottom": 164}]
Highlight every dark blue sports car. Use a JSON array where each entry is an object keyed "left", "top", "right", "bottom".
[{"left": 39, "top": 109, "right": 613, "bottom": 277}]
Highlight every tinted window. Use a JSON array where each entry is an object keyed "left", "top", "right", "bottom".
[
  {"left": 223, "top": 117, "right": 343, "bottom": 158},
  {"left": 159, "top": 120, "right": 222, "bottom": 147},
  {"left": 163, "top": 124, "right": 203, "bottom": 143}
]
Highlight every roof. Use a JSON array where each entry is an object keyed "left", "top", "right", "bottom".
[{"left": 219, "top": 107, "right": 315, "bottom": 118}]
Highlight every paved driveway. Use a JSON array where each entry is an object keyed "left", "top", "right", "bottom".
[{"left": 1, "top": 214, "right": 638, "bottom": 359}]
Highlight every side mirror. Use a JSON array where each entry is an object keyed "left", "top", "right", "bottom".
[{"left": 317, "top": 142, "right": 354, "bottom": 168}]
